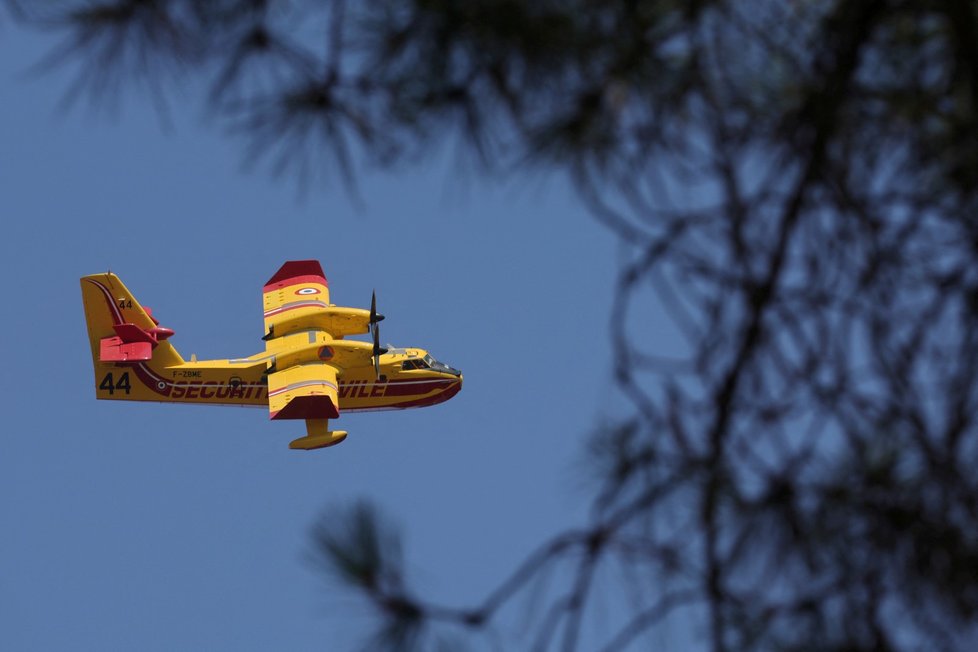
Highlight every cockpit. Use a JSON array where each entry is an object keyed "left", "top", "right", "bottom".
[{"left": 401, "top": 353, "right": 461, "bottom": 376}]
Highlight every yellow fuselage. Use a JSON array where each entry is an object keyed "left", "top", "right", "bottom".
[{"left": 106, "top": 348, "right": 461, "bottom": 412}]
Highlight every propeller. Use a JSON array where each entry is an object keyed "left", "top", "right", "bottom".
[
  {"left": 369, "top": 290, "right": 385, "bottom": 326},
  {"left": 370, "top": 290, "right": 387, "bottom": 378}
]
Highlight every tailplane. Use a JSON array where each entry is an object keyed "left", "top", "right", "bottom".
[{"left": 81, "top": 272, "right": 185, "bottom": 399}]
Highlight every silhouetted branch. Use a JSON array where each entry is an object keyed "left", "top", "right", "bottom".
[{"left": 26, "top": 1, "right": 978, "bottom": 649}]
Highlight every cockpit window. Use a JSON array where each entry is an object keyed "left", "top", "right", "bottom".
[
  {"left": 401, "top": 354, "right": 461, "bottom": 376},
  {"left": 421, "top": 354, "right": 462, "bottom": 376}
]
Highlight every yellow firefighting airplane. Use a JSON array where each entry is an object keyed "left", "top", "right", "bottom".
[{"left": 81, "top": 261, "right": 462, "bottom": 450}]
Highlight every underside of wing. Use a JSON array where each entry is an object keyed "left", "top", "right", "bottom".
[
  {"left": 267, "top": 362, "right": 340, "bottom": 420},
  {"left": 263, "top": 260, "right": 330, "bottom": 338}
]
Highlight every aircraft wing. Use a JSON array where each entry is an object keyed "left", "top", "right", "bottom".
[
  {"left": 267, "top": 362, "right": 340, "bottom": 420},
  {"left": 262, "top": 260, "right": 330, "bottom": 338}
]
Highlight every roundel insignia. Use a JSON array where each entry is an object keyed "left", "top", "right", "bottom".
[
  {"left": 318, "top": 346, "right": 335, "bottom": 360},
  {"left": 296, "top": 287, "right": 321, "bottom": 295}
]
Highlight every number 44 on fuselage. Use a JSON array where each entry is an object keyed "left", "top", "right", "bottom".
[{"left": 81, "top": 260, "right": 462, "bottom": 450}]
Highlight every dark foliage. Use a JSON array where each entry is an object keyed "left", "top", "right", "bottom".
[{"left": 20, "top": 1, "right": 978, "bottom": 649}]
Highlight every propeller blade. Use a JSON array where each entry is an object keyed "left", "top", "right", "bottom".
[
  {"left": 369, "top": 290, "right": 385, "bottom": 324},
  {"left": 372, "top": 321, "right": 382, "bottom": 378},
  {"left": 370, "top": 291, "right": 387, "bottom": 378}
]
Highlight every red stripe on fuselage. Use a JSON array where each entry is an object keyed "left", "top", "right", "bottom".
[
  {"left": 337, "top": 377, "right": 461, "bottom": 407},
  {"left": 337, "top": 378, "right": 455, "bottom": 400},
  {"left": 382, "top": 378, "right": 457, "bottom": 396},
  {"left": 126, "top": 363, "right": 266, "bottom": 401},
  {"left": 343, "top": 380, "right": 462, "bottom": 411},
  {"left": 132, "top": 362, "right": 171, "bottom": 396}
]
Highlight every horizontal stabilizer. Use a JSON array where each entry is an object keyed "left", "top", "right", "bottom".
[
  {"left": 114, "top": 322, "right": 157, "bottom": 344},
  {"left": 100, "top": 336, "right": 152, "bottom": 362},
  {"left": 99, "top": 320, "right": 177, "bottom": 363}
]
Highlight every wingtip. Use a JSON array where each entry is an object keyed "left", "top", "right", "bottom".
[{"left": 264, "top": 260, "right": 327, "bottom": 289}]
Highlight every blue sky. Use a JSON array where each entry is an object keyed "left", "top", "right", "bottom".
[{"left": 1, "top": 21, "right": 622, "bottom": 650}]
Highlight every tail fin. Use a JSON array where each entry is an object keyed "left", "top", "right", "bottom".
[{"left": 81, "top": 272, "right": 185, "bottom": 399}]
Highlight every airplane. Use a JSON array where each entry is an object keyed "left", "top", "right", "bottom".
[{"left": 80, "top": 260, "right": 462, "bottom": 450}]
